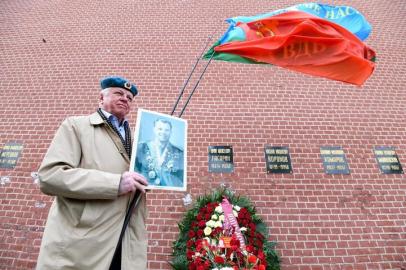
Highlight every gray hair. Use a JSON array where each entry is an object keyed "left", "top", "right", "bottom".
[{"left": 100, "top": 88, "right": 110, "bottom": 96}]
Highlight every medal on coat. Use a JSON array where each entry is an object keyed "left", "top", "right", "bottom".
[{"left": 148, "top": 170, "right": 156, "bottom": 179}]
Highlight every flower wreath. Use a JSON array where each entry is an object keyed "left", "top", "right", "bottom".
[{"left": 170, "top": 188, "right": 280, "bottom": 270}]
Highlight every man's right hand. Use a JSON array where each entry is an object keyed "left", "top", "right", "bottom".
[{"left": 118, "top": 171, "right": 148, "bottom": 195}]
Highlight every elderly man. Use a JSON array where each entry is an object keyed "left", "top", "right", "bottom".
[
  {"left": 135, "top": 118, "right": 184, "bottom": 188},
  {"left": 36, "top": 76, "right": 148, "bottom": 270}
]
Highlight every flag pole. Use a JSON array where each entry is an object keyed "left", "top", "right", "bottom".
[
  {"left": 109, "top": 189, "right": 142, "bottom": 270},
  {"left": 171, "top": 36, "right": 213, "bottom": 116},
  {"left": 178, "top": 52, "right": 214, "bottom": 118}
]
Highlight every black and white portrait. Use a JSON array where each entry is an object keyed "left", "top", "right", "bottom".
[{"left": 130, "top": 109, "right": 187, "bottom": 191}]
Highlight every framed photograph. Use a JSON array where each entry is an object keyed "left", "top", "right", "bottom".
[{"left": 130, "top": 109, "right": 187, "bottom": 191}]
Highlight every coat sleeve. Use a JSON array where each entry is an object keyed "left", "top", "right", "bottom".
[{"left": 38, "top": 117, "right": 121, "bottom": 200}]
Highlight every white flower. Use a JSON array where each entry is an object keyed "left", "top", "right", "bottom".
[
  {"left": 215, "top": 205, "right": 223, "bottom": 213},
  {"left": 233, "top": 210, "right": 238, "bottom": 217},
  {"left": 240, "top": 227, "right": 247, "bottom": 232},
  {"left": 219, "top": 215, "right": 225, "bottom": 221},
  {"left": 233, "top": 205, "right": 241, "bottom": 211},
  {"left": 204, "top": 227, "right": 212, "bottom": 236},
  {"left": 214, "top": 221, "right": 222, "bottom": 228},
  {"left": 211, "top": 214, "right": 218, "bottom": 221},
  {"left": 206, "top": 220, "right": 216, "bottom": 227}
]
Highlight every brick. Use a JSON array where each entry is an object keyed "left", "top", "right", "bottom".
[{"left": 1, "top": 0, "right": 406, "bottom": 269}]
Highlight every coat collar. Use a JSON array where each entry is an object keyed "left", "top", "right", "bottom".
[
  {"left": 89, "top": 112, "right": 104, "bottom": 125},
  {"left": 90, "top": 111, "right": 131, "bottom": 163}
]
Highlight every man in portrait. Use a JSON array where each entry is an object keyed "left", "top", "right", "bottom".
[{"left": 135, "top": 118, "right": 184, "bottom": 188}]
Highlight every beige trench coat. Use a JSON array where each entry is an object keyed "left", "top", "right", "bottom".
[{"left": 36, "top": 112, "right": 147, "bottom": 270}]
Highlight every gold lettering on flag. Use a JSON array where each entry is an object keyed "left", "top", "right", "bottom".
[{"left": 283, "top": 41, "right": 327, "bottom": 59}]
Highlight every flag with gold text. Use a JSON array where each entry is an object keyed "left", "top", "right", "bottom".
[
  {"left": 205, "top": 4, "right": 375, "bottom": 85},
  {"left": 208, "top": 3, "right": 375, "bottom": 85}
]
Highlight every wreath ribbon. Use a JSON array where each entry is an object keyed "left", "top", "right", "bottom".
[{"left": 221, "top": 197, "right": 246, "bottom": 249}]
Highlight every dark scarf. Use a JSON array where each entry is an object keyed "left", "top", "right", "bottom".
[{"left": 97, "top": 108, "right": 132, "bottom": 158}]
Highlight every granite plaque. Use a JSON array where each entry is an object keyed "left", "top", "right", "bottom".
[
  {"left": 264, "top": 145, "right": 292, "bottom": 173},
  {"left": 373, "top": 146, "right": 403, "bottom": 174},
  {"left": 320, "top": 146, "right": 350, "bottom": 174},
  {"left": 208, "top": 146, "right": 234, "bottom": 173},
  {"left": 0, "top": 142, "right": 24, "bottom": 169}
]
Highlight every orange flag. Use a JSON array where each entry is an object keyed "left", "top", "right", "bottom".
[{"left": 214, "top": 11, "right": 375, "bottom": 86}]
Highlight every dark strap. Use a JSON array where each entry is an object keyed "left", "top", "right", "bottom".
[
  {"left": 108, "top": 245, "right": 121, "bottom": 270},
  {"left": 97, "top": 108, "right": 132, "bottom": 158},
  {"left": 109, "top": 190, "right": 142, "bottom": 270}
]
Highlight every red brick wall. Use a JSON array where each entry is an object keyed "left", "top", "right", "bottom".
[{"left": 1, "top": 0, "right": 405, "bottom": 269}]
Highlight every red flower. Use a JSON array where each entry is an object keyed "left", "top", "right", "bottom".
[
  {"left": 240, "top": 208, "right": 248, "bottom": 215},
  {"left": 256, "top": 232, "right": 264, "bottom": 240},
  {"left": 248, "top": 255, "right": 257, "bottom": 264},
  {"left": 201, "top": 238, "right": 209, "bottom": 247},
  {"left": 195, "top": 257, "right": 202, "bottom": 265},
  {"left": 187, "top": 240, "right": 194, "bottom": 248},
  {"left": 246, "top": 245, "right": 254, "bottom": 253},
  {"left": 248, "top": 237, "right": 255, "bottom": 244},
  {"left": 255, "top": 239, "right": 263, "bottom": 248},
  {"left": 188, "top": 230, "right": 196, "bottom": 238},
  {"left": 198, "top": 220, "right": 206, "bottom": 228},
  {"left": 186, "top": 250, "right": 194, "bottom": 259},
  {"left": 230, "top": 237, "right": 240, "bottom": 251},
  {"left": 258, "top": 264, "right": 266, "bottom": 270},
  {"left": 213, "top": 227, "right": 222, "bottom": 235},
  {"left": 214, "top": 256, "right": 225, "bottom": 264}
]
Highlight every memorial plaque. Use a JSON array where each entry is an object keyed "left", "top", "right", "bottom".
[
  {"left": 373, "top": 146, "right": 403, "bottom": 174},
  {"left": 320, "top": 146, "right": 350, "bottom": 174},
  {"left": 264, "top": 146, "right": 292, "bottom": 173},
  {"left": 208, "top": 146, "right": 234, "bottom": 173},
  {"left": 0, "top": 142, "right": 24, "bottom": 169}
]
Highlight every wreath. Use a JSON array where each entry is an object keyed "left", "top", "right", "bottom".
[{"left": 170, "top": 188, "right": 280, "bottom": 270}]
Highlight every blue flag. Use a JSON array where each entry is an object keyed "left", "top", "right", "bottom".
[{"left": 219, "top": 3, "right": 372, "bottom": 45}]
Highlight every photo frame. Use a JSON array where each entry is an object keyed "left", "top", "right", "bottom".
[{"left": 130, "top": 109, "right": 187, "bottom": 191}]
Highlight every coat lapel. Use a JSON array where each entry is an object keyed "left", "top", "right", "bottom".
[{"left": 90, "top": 112, "right": 131, "bottom": 164}]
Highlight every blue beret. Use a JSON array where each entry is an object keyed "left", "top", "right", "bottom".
[{"left": 100, "top": 76, "right": 138, "bottom": 96}]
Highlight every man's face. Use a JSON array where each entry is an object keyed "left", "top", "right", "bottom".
[
  {"left": 154, "top": 121, "right": 172, "bottom": 143},
  {"left": 99, "top": 87, "right": 134, "bottom": 121}
]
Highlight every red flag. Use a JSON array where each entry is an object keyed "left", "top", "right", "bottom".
[{"left": 214, "top": 11, "right": 375, "bottom": 86}]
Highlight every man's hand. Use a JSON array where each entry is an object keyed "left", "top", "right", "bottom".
[{"left": 118, "top": 171, "right": 148, "bottom": 195}]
